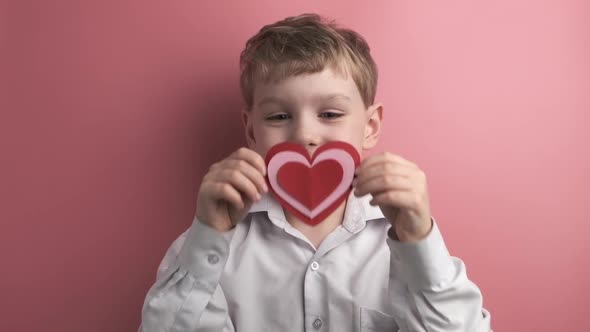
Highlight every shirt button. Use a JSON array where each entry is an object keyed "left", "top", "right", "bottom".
[
  {"left": 313, "top": 318, "right": 322, "bottom": 329},
  {"left": 310, "top": 261, "right": 319, "bottom": 271},
  {"left": 207, "top": 253, "right": 220, "bottom": 264}
]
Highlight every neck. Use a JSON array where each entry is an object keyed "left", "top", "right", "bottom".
[{"left": 284, "top": 198, "right": 348, "bottom": 248}]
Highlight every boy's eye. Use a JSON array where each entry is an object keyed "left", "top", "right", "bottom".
[
  {"left": 319, "top": 111, "right": 344, "bottom": 119},
  {"left": 266, "top": 113, "right": 291, "bottom": 121}
]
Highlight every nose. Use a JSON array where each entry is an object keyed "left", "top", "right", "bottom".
[{"left": 292, "top": 116, "right": 321, "bottom": 153}]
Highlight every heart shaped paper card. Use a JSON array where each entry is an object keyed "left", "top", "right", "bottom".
[{"left": 265, "top": 141, "right": 360, "bottom": 226}]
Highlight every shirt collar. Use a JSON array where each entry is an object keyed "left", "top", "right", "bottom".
[{"left": 248, "top": 190, "right": 385, "bottom": 233}]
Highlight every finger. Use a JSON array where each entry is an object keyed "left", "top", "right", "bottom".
[
  {"left": 354, "top": 161, "right": 414, "bottom": 185},
  {"left": 231, "top": 147, "right": 266, "bottom": 176},
  {"left": 209, "top": 182, "right": 245, "bottom": 209},
  {"left": 225, "top": 159, "right": 268, "bottom": 194},
  {"left": 369, "top": 190, "right": 415, "bottom": 209},
  {"left": 357, "top": 153, "right": 416, "bottom": 174},
  {"left": 354, "top": 175, "right": 413, "bottom": 197},
  {"left": 219, "top": 168, "right": 261, "bottom": 202}
]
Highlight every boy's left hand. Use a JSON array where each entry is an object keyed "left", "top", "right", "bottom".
[{"left": 352, "top": 152, "right": 433, "bottom": 242}]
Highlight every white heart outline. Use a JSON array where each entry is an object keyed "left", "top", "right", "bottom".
[{"left": 267, "top": 148, "right": 356, "bottom": 219}]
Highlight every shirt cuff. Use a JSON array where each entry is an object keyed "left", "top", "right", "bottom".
[
  {"left": 176, "top": 216, "right": 232, "bottom": 289},
  {"left": 386, "top": 217, "right": 454, "bottom": 290}
]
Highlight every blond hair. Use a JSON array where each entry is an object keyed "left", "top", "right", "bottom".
[{"left": 239, "top": 13, "right": 378, "bottom": 110}]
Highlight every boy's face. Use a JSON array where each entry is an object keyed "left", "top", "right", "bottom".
[{"left": 243, "top": 66, "right": 383, "bottom": 158}]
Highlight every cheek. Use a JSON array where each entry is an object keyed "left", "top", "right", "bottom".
[
  {"left": 335, "top": 120, "right": 364, "bottom": 140},
  {"left": 252, "top": 128, "right": 284, "bottom": 154},
  {"left": 340, "top": 120, "right": 367, "bottom": 148}
]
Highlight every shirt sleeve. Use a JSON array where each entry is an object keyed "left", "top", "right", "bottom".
[
  {"left": 386, "top": 217, "right": 492, "bottom": 332},
  {"left": 138, "top": 216, "right": 236, "bottom": 332}
]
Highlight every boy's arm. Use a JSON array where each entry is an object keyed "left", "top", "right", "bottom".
[
  {"left": 386, "top": 217, "right": 492, "bottom": 332},
  {"left": 138, "top": 216, "right": 235, "bottom": 332}
]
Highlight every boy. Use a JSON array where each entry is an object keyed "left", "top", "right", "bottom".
[{"left": 139, "top": 13, "right": 491, "bottom": 332}]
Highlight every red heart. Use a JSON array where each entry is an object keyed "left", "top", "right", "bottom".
[
  {"left": 277, "top": 160, "right": 343, "bottom": 210},
  {"left": 265, "top": 141, "right": 360, "bottom": 226}
]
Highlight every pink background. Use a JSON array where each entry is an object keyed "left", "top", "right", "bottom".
[{"left": 1, "top": 0, "right": 588, "bottom": 331}]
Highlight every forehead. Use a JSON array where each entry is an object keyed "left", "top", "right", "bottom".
[{"left": 252, "top": 67, "right": 362, "bottom": 107}]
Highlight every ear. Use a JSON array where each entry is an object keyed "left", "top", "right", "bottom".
[
  {"left": 362, "top": 102, "right": 383, "bottom": 150},
  {"left": 242, "top": 109, "right": 256, "bottom": 148}
]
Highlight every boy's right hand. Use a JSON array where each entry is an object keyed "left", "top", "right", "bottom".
[{"left": 196, "top": 147, "right": 268, "bottom": 232}]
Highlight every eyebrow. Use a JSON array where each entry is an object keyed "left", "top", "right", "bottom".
[{"left": 256, "top": 94, "right": 352, "bottom": 107}]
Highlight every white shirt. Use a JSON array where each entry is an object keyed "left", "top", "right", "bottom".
[{"left": 139, "top": 191, "right": 491, "bottom": 331}]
